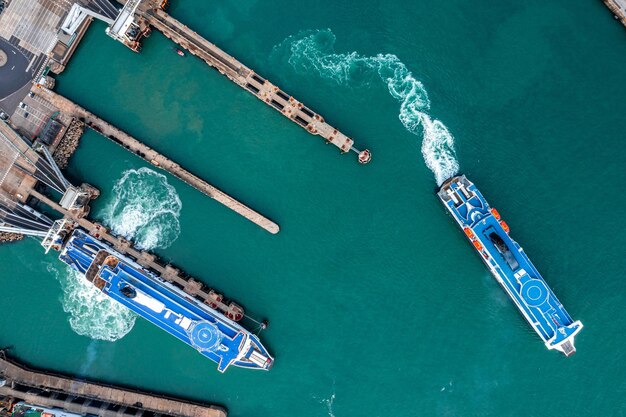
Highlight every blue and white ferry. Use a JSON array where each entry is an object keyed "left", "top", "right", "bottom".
[
  {"left": 59, "top": 229, "right": 273, "bottom": 372},
  {"left": 438, "top": 175, "right": 583, "bottom": 356}
]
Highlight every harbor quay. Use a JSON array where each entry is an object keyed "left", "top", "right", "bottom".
[
  {"left": 0, "top": 350, "right": 228, "bottom": 417},
  {"left": 112, "top": 0, "right": 372, "bottom": 164},
  {"left": 0, "top": 107, "right": 275, "bottom": 371},
  {"left": 37, "top": 87, "right": 280, "bottom": 235},
  {"left": 0, "top": 0, "right": 278, "bottom": 379},
  {"left": 0, "top": 117, "right": 253, "bottom": 322},
  {"left": 601, "top": 0, "right": 626, "bottom": 28}
]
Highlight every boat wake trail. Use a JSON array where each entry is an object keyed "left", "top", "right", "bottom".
[
  {"left": 313, "top": 380, "right": 337, "bottom": 417},
  {"left": 323, "top": 391, "right": 336, "bottom": 417},
  {"left": 274, "top": 29, "right": 459, "bottom": 185},
  {"left": 48, "top": 264, "right": 136, "bottom": 341},
  {"left": 101, "top": 167, "right": 182, "bottom": 250}
]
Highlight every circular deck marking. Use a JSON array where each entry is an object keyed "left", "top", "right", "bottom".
[
  {"left": 521, "top": 279, "right": 549, "bottom": 307},
  {"left": 189, "top": 321, "right": 222, "bottom": 352},
  {"left": 0, "top": 49, "right": 7, "bottom": 68}
]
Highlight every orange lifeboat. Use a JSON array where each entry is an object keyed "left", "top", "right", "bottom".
[
  {"left": 463, "top": 227, "right": 476, "bottom": 240},
  {"left": 490, "top": 208, "right": 501, "bottom": 220},
  {"left": 500, "top": 220, "right": 510, "bottom": 233},
  {"left": 472, "top": 240, "right": 483, "bottom": 251}
]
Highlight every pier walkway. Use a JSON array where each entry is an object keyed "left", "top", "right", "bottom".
[
  {"left": 30, "top": 187, "right": 248, "bottom": 320},
  {"left": 602, "top": 0, "right": 626, "bottom": 28},
  {"left": 137, "top": 4, "right": 371, "bottom": 164},
  {"left": 37, "top": 87, "right": 280, "bottom": 234},
  {"left": 0, "top": 352, "right": 227, "bottom": 417}
]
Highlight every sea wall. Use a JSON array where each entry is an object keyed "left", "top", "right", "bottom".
[
  {"left": 0, "top": 232, "right": 24, "bottom": 244},
  {"left": 53, "top": 118, "right": 84, "bottom": 169}
]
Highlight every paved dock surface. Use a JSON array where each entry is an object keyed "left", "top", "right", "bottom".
[
  {"left": 37, "top": 87, "right": 280, "bottom": 234},
  {"left": 0, "top": 353, "right": 227, "bottom": 417},
  {"left": 138, "top": 3, "right": 369, "bottom": 160}
]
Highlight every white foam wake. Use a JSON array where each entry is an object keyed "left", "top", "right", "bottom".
[
  {"left": 101, "top": 167, "right": 182, "bottom": 250},
  {"left": 313, "top": 379, "right": 337, "bottom": 417},
  {"left": 323, "top": 391, "right": 336, "bottom": 417},
  {"left": 275, "top": 29, "right": 459, "bottom": 185},
  {"left": 49, "top": 264, "right": 136, "bottom": 341},
  {"left": 52, "top": 168, "right": 182, "bottom": 342}
]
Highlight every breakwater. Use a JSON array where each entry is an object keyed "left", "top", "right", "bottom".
[{"left": 52, "top": 119, "right": 85, "bottom": 170}]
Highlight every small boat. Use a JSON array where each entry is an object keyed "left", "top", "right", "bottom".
[{"left": 175, "top": 48, "right": 185, "bottom": 57}]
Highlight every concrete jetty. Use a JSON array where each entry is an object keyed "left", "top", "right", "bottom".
[
  {"left": 37, "top": 87, "right": 280, "bottom": 234},
  {"left": 130, "top": 2, "right": 371, "bottom": 164},
  {"left": 0, "top": 351, "right": 227, "bottom": 417},
  {"left": 602, "top": 0, "right": 626, "bottom": 28}
]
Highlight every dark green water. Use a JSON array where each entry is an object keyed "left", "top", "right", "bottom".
[{"left": 1, "top": 0, "right": 625, "bottom": 416}]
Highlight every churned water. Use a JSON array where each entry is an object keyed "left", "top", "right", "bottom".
[
  {"left": 1, "top": 0, "right": 625, "bottom": 416},
  {"left": 274, "top": 28, "right": 458, "bottom": 185},
  {"left": 43, "top": 166, "right": 182, "bottom": 341},
  {"left": 101, "top": 167, "right": 183, "bottom": 251}
]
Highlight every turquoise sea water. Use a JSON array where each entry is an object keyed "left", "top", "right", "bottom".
[{"left": 1, "top": 0, "right": 626, "bottom": 416}]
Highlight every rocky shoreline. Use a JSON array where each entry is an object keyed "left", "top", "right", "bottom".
[
  {"left": 0, "top": 232, "right": 24, "bottom": 244},
  {"left": 53, "top": 119, "right": 85, "bottom": 169}
]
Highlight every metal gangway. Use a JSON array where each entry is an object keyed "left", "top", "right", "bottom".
[{"left": 61, "top": 3, "right": 115, "bottom": 36}]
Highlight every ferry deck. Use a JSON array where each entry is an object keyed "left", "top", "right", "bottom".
[
  {"left": 438, "top": 175, "right": 583, "bottom": 356},
  {"left": 59, "top": 229, "right": 273, "bottom": 372}
]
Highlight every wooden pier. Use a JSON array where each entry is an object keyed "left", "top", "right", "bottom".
[
  {"left": 37, "top": 87, "right": 280, "bottom": 234},
  {"left": 0, "top": 352, "right": 227, "bottom": 417},
  {"left": 134, "top": 2, "right": 371, "bottom": 164}
]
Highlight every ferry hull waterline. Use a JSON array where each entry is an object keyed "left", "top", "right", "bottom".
[
  {"left": 59, "top": 229, "right": 273, "bottom": 373},
  {"left": 438, "top": 175, "right": 583, "bottom": 356}
]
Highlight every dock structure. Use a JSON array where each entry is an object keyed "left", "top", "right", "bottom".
[
  {"left": 30, "top": 188, "right": 247, "bottom": 320},
  {"left": 1, "top": 106, "right": 260, "bottom": 322},
  {"left": 37, "top": 87, "right": 280, "bottom": 235},
  {"left": 0, "top": 351, "right": 227, "bottom": 417},
  {"left": 114, "top": 1, "right": 371, "bottom": 164},
  {"left": 602, "top": 0, "right": 626, "bottom": 28},
  {"left": 32, "top": 187, "right": 249, "bottom": 318}
]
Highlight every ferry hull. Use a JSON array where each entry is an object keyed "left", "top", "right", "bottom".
[
  {"left": 59, "top": 229, "right": 273, "bottom": 372},
  {"left": 438, "top": 175, "right": 582, "bottom": 356}
]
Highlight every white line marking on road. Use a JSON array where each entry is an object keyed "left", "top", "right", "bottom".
[{"left": 25, "top": 55, "right": 37, "bottom": 73}]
